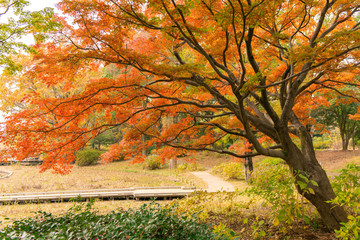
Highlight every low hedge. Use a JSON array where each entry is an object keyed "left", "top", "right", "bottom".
[
  {"left": 75, "top": 149, "right": 102, "bottom": 166},
  {"left": 0, "top": 201, "right": 221, "bottom": 239}
]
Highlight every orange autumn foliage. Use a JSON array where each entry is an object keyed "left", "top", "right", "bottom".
[{"left": 0, "top": 0, "right": 359, "bottom": 175}]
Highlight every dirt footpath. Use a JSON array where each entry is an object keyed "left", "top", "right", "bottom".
[{"left": 190, "top": 171, "right": 235, "bottom": 192}]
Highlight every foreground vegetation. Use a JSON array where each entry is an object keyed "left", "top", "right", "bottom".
[
  {"left": 0, "top": 201, "right": 220, "bottom": 240},
  {"left": 1, "top": 153, "right": 359, "bottom": 239}
]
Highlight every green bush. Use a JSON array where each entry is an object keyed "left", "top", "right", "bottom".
[
  {"left": 212, "top": 162, "right": 244, "bottom": 180},
  {"left": 0, "top": 201, "right": 221, "bottom": 240},
  {"left": 177, "top": 162, "right": 205, "bottom": 171},
  {"left": 330, "top": 164, "right": 360, "bottom": 240},
  {"left": 260, "top": 157, "right": 285, "bottom": 166},
  {"left": 143, "top": 155, "right": 164, "bottom": 170},
  {"left": 313, "top": 136, "right": 332, "bottom": 149},
  {"left": 177, "top": 163, "right": 188, "bottom": 171},
  {"left": 75, "top": 149, "right": 102, "bottom": 166},
  {"left": 246, "top": 161, "right": 315, "bottom": 234}
]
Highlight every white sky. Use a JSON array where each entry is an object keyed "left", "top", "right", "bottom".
[
  {"left": 26, "top": 0, "right": 60, "bottom": 11},
  {"left": 0, "top": 0, "right": 60, "bottom": 122}
]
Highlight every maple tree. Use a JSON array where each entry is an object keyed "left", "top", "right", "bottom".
[
  {"left": 0, "top": 54, "right": 101, "bottom": 114},
  {"left": 1, "top": 0, "right": 360, "bottom": 230}
]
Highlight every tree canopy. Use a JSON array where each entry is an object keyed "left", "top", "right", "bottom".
[
  {"left": 0, "top": 0, "right": 57, "bottom": 73},
  {"left": 1, "top": 0, "right": 360, "bottom": 230},
  {"left": 312, "top": 87, "right": 360, "bottom": 150}
]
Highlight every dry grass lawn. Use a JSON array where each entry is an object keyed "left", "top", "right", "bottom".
[
  {"left": 0, "top": 160, "right": 203, "bottom": 193},
  {"left": 0, "top": 159, "right": 206, "bottom": 228}
]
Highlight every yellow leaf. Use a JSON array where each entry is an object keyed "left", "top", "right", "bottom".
[{"left": 273, "top": 217, "right": 280, "bottom": 226}]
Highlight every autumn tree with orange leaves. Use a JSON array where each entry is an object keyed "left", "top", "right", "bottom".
[{"left": 1, "top": 0, "right": 360, "bottom": 230}]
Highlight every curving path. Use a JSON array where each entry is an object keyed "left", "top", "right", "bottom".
[
  {"left": 0, "top": 170, "right": 13, "bottom": 179},
  {"left": 190, "top": 171, "right": 235, "bottom": 192}
]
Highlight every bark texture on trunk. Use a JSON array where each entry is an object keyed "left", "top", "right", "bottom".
[
  {"left": 286, "top": 142, "right": 348, "bottom": 230},
  {"left": 341, "top": 137, "right": 349, "bottom": 151},
  {"left": 340, "top": 129, "right": 351, "bottom": 150},
  {"left": 244, "top": 155, "right": 253, "bottom": 183},
  {"left": 352, "top": 132, "right": 356, "bottom": 150},
  {"left": 169, "top": 158, "right": 177, "bottom": 170}
]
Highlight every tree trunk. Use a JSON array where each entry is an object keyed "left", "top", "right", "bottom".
[
  {"left": 352, "top": 132, "right": 356, "bottom": 150},
  {"left": 286, "top": 143, "right": 348, "bottom": 230},
  {"left": 340, "top": 130, "right": 350, "bottom": 150},
  {"left": 169, "top": 158, "right": 177, "bottom": 170},
  {"left": 342, "top": 140, "right": 346, "bottom": 150},
  {"left": 244, "top": 155, "right": 253, "bottom": 183},
  {"left": 341, "top": 137, "right": 349, "bottom": 150}
]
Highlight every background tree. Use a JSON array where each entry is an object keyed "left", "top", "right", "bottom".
[
  {"left": 0, "top": 0, "right": 57, "bottom": 73},
  {"left": 1, "top": 0, "right": 360, "bottom": 230},
  {"left": 312, "top": 88, "right": 360, "bottom": 150},
  {"left": 89, "top": 130, "right": 117, "bottom": 150}
]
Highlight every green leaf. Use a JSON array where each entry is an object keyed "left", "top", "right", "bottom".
[
  {"left": 297, "top": 181, "right": 307, "bottom": 190},
  {"left": 310, "top": 180, "right": 319, "bottom": 187},
  {"left": 298, "top": 174, "right": 309, "bottom": 182},
  {"left": 354, "top": 230, "right": 358, "bottom": 239}
]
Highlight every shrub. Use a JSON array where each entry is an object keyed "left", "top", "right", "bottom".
[
  {"left": 173, "top": 191, "right": 245, "bottom": 239},
  {"left": 143, "top": 155, "right": 164, "bottom": 170},
  {"left": 313, "top": 136, "right": 332, "bottom": 149},
  {"left": 0, "top": 201, "right": 221, "bottom": 240},
  {"left": 177, "top": 162, "right": 205, "bottom": 171},
  {"left": 212, "top": 162, "right": 244, "bottom": 180},
  {"left": 213, "top": 223, "right": 239, "bottom": 240},
  {"left": 177, "top": 163, "right": 188, "bottom": 171},
  {"left": 173, "top": 191, "right": 243, "bottom": 222},
  {"left": 245, "top": 160, "right": 315, "bottom": 233},
  {"left": 75, "top": 149, "right": 102, "bottom": 166},
  {"left": 330, "top": 164, "right": 360, "bottom": 240},
  {"left": 260, "top": 157, "right": 285, "bottom": 166}
]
